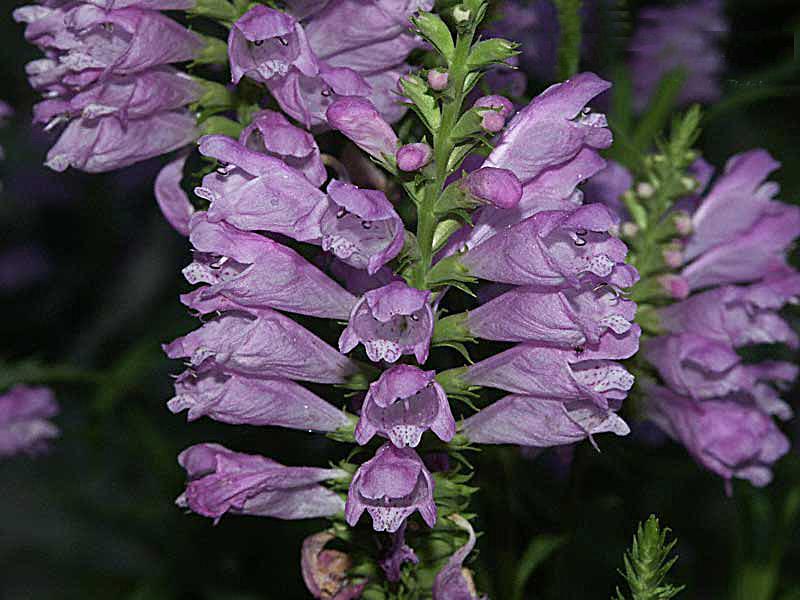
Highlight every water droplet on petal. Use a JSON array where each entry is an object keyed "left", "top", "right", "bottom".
[
  {"left": 253, "top": 40, "right": 264, "bottom": 46},
  {"left": 361, "top": 220, "right": 372, "bottom": 229},
  {"left": 336, "top": 207, "right": 347, "bottom": 219}
]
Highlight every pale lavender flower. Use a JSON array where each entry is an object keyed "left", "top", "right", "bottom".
[
  {"left": 461, "top": 395, "right": 629, "bottom": 447},
  {"left": 355, "top": 365, "right": 455, "bottom": 448},
  {"left": 644, "top": 384, "right": 789, "bottom": 489},
  {"left": 427, "top": 69, "right": 449, "bottom": 90},
  {"left": 182, "top": 212, "right": 357, "bottom": 319},
  {"left": 326, "top": 97, "right": 399, "bottom": 162},
  {"left": 239, "top": 109, "right": 327, "bottom": 187},
  {"left": 167, "top": 366, "right": 350, "bottom": 432},
  {"left": 463, "top": 285, "right": 636, "bottom": 347},
  {"left": 629, "top": 0, "right": 727, "bottom": 111},
  {"left": 177, "top": 443, "right": 346, "bottom": 521},
  {"left": 462, "top": 330, "right": 639, "bottom": 410},
  {"left": 196, "top": 135, "right": 328, "bottom": 240},
  {"left": 345, "top": 442, "right": 436, "bottom": 533},
  {"left": 301, "top": 531, "right": 366, "bottom": 599},
  {"left": 339, "top": 281, "right": 434, "bottom": 364},
  {"left": 164, "top": 303, "right": 358, "bottom": 383},
  {"left": 321, "top": 180, "right": 405, "bottom": 275},
  {"left": 0, "top": 385, "right": 59, "bottom": 458},
  {"left": 229, "top": 5, "right": 318, "bottom": 84},
  {"left": 458, "top": 204, "right": 629, "bottom": 288}
]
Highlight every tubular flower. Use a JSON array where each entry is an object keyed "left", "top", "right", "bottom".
[
  {"left": 177, "top": 443, "right": 346, "bottom": 521},
  {"left": 14, "top": 2, "right": 205, "bottom": 172},
  {"left": 432, "top": 515, "right": 487, "bottom": 600},
  {"left": 0, "top": 385, "right": 59, "bottom": 458},
  {"left": 345, "top": 442, "right": 436, "bottom": 533},
  {"left": 355, "top": 365, "right": 455, "bottom": 448},
  {"left": 301, "top": 531, "right": 366, "bottom": 599}
]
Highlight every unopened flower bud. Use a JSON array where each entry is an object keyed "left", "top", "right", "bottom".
[
  {"left": 481, "top": 111, "right": 505, "bottom": 133},
  {"left": 621, "top": 222, "right": 639, "bottom": 237},
  {"left": 427, "top": 69, "right": 449, "bottom": 91},
  {"left": 673, "top": 210, "right": 692, "bottom": 236},
  {"left": 473, "top": 95, "right": 514, "bottom": 119},
  {"left": 465, "top": 167, "right": 522, "bottom": 209},
  {"left": 452, "top": 5, "right": 471, "bottom": 24},
  {"left": 658, "top": 274, "right": 690, "bottom": 300},
  {"left": 396, "top": 143, "right": 432, "bottom": 172},
  {"left": 636, "top": 182, "right": 655, "bottom": 199},
  {"left": 662, "top": 243, "right": 683, "bottom": 268}
]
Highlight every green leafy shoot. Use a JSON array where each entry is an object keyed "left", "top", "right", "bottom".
[{"left": 613, "top": 515, "right": 685, "bottom": 600}]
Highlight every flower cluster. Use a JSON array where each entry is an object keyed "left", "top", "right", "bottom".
[
  {"left": 601, "top": 143, "right": 800, "bottom": 491},
  {"left": 14, "top": 0, "right": 209, "bottom": 172},
  {"left": 150, "top": 1, "right": 642, "bottom": 595}
]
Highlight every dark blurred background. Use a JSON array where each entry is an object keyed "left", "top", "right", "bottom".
[{"left": 1, "top": 1, "right": 800, "bottom": 598}]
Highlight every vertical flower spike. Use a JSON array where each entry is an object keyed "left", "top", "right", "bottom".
[
  {"left": 326, "top": 97, "right": 399, "bottom": 162},
  {"left": 177, "top": 444, "right": 346, "bottom": 521},
  {"left": 432, "top": 515, "right": 487, "bottom": 600},
  {"left": 340, "top": 281, "right": 434, "bottom": 364},
  {"left": 228, "top": 5, "right": 318, "bottom": 84},
  {"left": 167, "top": 366, "right": 351, "bottom": 432},
  {"left": 644, "top": 384, "right": 789, "bottom": 489},
  {"left": 345, "top": 442, "right": 436, "bottom": 533},
  {"left": 0, "top": 385, "right": 59, "bottom": 458},
  {"left": 239, "top": 109, "right": 327, "bottom": 187},
  {"left": 355, "top": 365, "right": 455, "bottom": 448},
  {"left": 321, "top": 180, "right": 405, "bottom": 275}
]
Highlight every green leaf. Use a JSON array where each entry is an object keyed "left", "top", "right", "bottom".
[
  {"left": 632, "top": 68, "right": 688, "bottom": 153},
  {"left": 400, "top": 74, "right": 441, "bottom": 132},
  {"left": 199, "top": 116, "right": 243, "bottom": 138},
  {"left": 412, "top": 12, "right": 455, "bottom": 61},
  {"left": 511, "top": 535, "right": 567, "bottom": 600},
  {"left": 466, "top": 38, "right": 519, "bottom": 71},
  {"left": 192, "top": 33, "right": 229, "bottom": 66}
]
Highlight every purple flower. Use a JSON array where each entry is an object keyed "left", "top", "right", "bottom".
[
  {"left": 302, "top": 0, "right": 432, "bottom": 123},
  {"left": 0, "top": 385, "right": 59, "bottom": 458},
  {"left": 483, "top": 73, "right": 612, "bottom": 186},
  {"left": 644, "top": 384, "right": 789, "bottom": 489},
  {"left": 183, "top": 212, "right": 357, "bottom": 319},
  {"left": 321, "top": 180, "right": 405, "bottom": 275},
  {"left": 228, "top": 5, "right": 318, "bottom": 85},
  {"left": 168, "top": 366, "right": 350, "bottom": 432},
  {"left": 379, "top": 522, "right": 419, "bottom": 582},
  {"left": 683, "top": 150, "right": 781, "bottom": 262},
  {"left": 464, "top": 167, "right": 523, "bottom": 209},
  {"left": 584, "top": 160, "right": 633, "bottom": 219},
  {"left": 177, "top": 443, "right": 346, "bottom": 521},
  {"left": 629, "top": 0, "right": 727, "bottom": 111},
  {"left": 164, "top": 304, "right": 358, "bottom": 384},
  {"left": 462, "top": 328, "right": 639, "bottom": 409},
  {"left": 345, "top": 442, "right": 436, "bottom": 533},
  {"left": 45, "top": 110, "right": 198, "bottom": 173},
  {"left": 339, "top": 281, "right": 434, "bottom": 364},
  {"left": 461, "top": 395, "right": 629, "bottom": 447},
  {"left": 355, "top": 365, "right": 455, "bottom": 448},
  {"left": 396, "top": 143, "right": 432, "bottom": 172},
  {"left": 196, "top": 135, "right": 328, "bottom": 241},
  {"left": 458, "top": 204, "right": 629, "bottom": 288},
  {"left": 659, "top": 271, "right": 800, "bottom": 349},
  {"left": 463, "top": 285, "right": 636, "bottom": 347},
  {"left": 239, "top": 109, "right": 327, "bottom": 187},
  {"left": 432, "top": 514, "right": 486, "bottom": 600},
  {"left": 301, "top": 531, "right": 366, "bottom": 599},
  {"left": 326, "top": 97, "right": 399, "bottom": 162},
  {"left": 154, "top": 154, "right": 194, "bottom": 236}
]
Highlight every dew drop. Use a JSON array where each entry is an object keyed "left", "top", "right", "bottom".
[
  {"left": 410, "top": 314, "right": 419, "bottom": 321},
  {"left": 336, "top": 207, "right": 347, "bottom": 219},
  {"left": 278, "top": 37, "right": 289, "bottom": 46},
  {"left": 361, "top": 220, "right": 372, "bottom": 229},
  {"left": 575, "top": 228, "right": 588, "bottom": 236},
  {"left": 254, "top": 40, "right": 264, "bottom": 46},
  {"left": 321, "top": 89, "right": 332, "bottom": 97},
  {"left": 574, "top": 237, "right": 587, "bottom": 247}
]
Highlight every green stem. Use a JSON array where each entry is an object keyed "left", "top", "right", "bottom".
[
  {"left": 412, "top": 29, "right": 475, "bottom": 289},
  {"left": 554, "top": 0, "right": 583, "bottom": 80}
]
